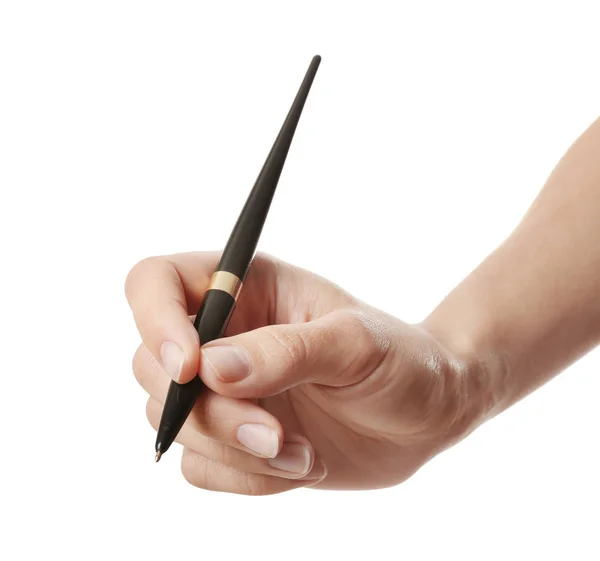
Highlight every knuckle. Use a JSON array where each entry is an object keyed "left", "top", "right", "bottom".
[
  {"left": 443, "top": 359, "right": 495, "bottom": 440},
  {"left": 336, "top": 308, "right": 392, "bottom": 370},
  {"left": 179, "top": 452, "right": 279, "bottom": 495},
  {"left": 194, "top": 394, "right": 225, "bottom": 430},
  {"left": 263, "top": 326, "right": 309, "bottom": 370},
  {"left": 423, "top": 348, "right": 455, "bottom": 381},
  {"left": 216, "top": 442, "right": 241, "bottom": 466},
  {"left": 240, "top": 472, "right": 288, "bottom": 496},
  {"left": 131, "top": 344, "right": 147, "bottom": 385},
  {"left": 241, "top": 472, "right": 269, "bottom": 496},
  {"left": 253, "top": 251, "right": 278, "bottom": 268},
  {"left": 402, "top": 350, "right": 476, "bottom": 442},
  {"left": 145, "top": 398, "right": 159, "bottom": 429},
  {"left": 419, "top": 352, "right": 451, "bottom": 404},
  {"left": 180, "top": 452, "right": 202, "bottom": 488},
  {"left": 124, "top": 256, "right": 156, "bottom": 299},
  {"left": 125, "top": 256, "right": 179, "bottom": 304},
  {"left": 181, "top": 450, "right": 215, "bottom": 490}
]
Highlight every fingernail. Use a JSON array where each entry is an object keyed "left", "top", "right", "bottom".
[
  {"left": 237, "top": 424, "right": 279, "bottom": 458},
  {"left": 201, "top": 345, "right": 251, "bottom": 382},
  {"left": 304, "top": 458, "right": 327, "bottom": 480},
  {"left": 268, "top": 443, "right": 311, "bottom": 474},
  {"left": 160, "top": 341, "right": 185, "bottom": 382}
]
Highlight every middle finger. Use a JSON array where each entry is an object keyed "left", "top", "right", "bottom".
[{"left": 133, "top": 343, "right": 283, "bottom": 458}]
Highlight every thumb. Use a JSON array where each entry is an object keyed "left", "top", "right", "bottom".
[{"left": 198, "top": 308, "right": 390, "bottom": 399}]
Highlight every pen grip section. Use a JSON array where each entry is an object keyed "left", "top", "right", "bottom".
[{"left": 194, "top": 288, "right": 237, "bottom": 345}]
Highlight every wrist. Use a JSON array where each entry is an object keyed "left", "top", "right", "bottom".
[{"left": 420, "top": 309, "right": 510, "bottom": 431}]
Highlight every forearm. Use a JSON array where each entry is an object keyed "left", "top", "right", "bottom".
[{"left": 424, "top": 117, "right": 600, "bottom": 417}]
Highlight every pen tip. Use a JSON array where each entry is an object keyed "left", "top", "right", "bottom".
[{"left": 155, "top": 451, "right": 162, "bottom": 462}]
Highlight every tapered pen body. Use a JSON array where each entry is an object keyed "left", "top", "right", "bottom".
[
  {"left": 155, "top": 55, "right": 321, "bottom": 459},
  {"left": 155, "top": 290, "right": 235, "bottom": 456},
  {"left": 218, "top": 55, "right": 322, "bottom": 279}
]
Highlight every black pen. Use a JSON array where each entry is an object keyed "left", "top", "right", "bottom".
[{"left": 155, "top": 55, "right": 322, "bottom": 461}]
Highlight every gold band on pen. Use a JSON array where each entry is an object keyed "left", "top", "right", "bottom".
[{"left": 208, "top": 271, "right": 243, "bottom": 301}]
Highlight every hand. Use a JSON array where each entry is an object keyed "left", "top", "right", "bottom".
[{"left": 125, "top": 252, "right": 492, "bottom": 495}]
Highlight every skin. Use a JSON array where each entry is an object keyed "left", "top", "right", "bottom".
[{"left": 126, "top": 117, "right": 600, "bottom": 495}]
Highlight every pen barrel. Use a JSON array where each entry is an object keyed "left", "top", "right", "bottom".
[
  {"left": 193, "top": 288, "right": 237, "bottom": 343},
  {"left": 155, "top": 289, "right": 237, "bottom": 454},
  {"left": 154, "top": 55, "right": 321, "bottom": 460}
]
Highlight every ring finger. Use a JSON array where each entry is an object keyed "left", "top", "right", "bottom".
[{"left": 146, "top": 397, "right": 327, "bottom": 481}]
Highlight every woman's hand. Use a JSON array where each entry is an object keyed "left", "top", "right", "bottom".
[{"left": 125, "top": 251, "right": 493, "bottom": 495}]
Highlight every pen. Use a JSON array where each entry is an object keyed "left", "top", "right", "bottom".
[{"left": 155, "top": 55, "right": 322, "bottom": 461}]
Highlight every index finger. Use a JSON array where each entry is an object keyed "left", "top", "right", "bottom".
[{"left": 125, "top": 251, "right": 220, "bottom": 383}]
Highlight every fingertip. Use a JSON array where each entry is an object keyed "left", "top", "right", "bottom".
[
  {"left": 236, "top": 423, "right": 281, "bottom": 459},
  {"left": 125, "top": 254, "right": 204, "bottom": 384},
  {"left": 199, "top": 343, "right": 252, "bottom": 385},
  {"left": 155, "top": 315, "right": 201, "bottom": 383},
  {"left": 158, "top": 341, "right": 182, "bottom": 380},
  {"left": 145, "top": 397, "right": 160, "bottom": 428},
  {"left": 303, "top": 457, "right": 328, "bottom": 482}
]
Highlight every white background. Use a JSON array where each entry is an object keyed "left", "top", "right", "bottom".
[{"left": 1, "top": 1, "right": 599, "bottom": 559}]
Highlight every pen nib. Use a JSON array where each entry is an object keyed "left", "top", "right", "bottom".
[{"left": 155, "top": 451, "right": 162, "bottom": 463}]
